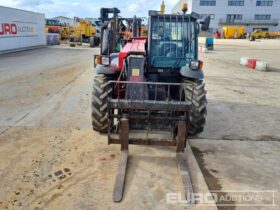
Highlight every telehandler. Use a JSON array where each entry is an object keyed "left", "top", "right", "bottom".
[{"left": 92, "top": 6, "right": 210, "bottom": 202}]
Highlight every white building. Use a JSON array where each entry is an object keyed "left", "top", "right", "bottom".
[{"left": 172, "top": 0, "right": 280, "bottom": 33}]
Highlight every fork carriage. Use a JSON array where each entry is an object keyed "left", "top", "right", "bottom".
[{"left": 104, "top": 81, "right": 195, "bottom": 203}]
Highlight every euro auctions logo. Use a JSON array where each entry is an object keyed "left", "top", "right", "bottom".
[
  {"left": 166, "top": 191, "right": 277, "bottom": 207},
  {"left": 0, "top": 22, "right": 37, "bottom": 37},
  {"left": 0, "top": 23, "right": 17, "bottom": 35}
]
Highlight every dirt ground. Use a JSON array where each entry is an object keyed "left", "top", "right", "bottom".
[{"left": 0, "top": 40, "right": 279, "bottom": 210}]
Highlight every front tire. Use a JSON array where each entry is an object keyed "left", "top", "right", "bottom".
[
  {"left": 92, "top": 74, "right": 112, "bottom": 133},
  {"left": 183, "top": 80, "right": 207, "bottom": 135}
]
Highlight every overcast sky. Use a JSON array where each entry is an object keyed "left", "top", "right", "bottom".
[{"left": 0, "top": 0, "right": 178, "bottom": 18}]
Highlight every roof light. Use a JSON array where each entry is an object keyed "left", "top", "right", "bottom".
[{"left": 182, "top": 3, "right": 188, "bottom": 14}]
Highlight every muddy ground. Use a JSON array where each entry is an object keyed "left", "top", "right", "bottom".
[{"left": 0, "top": 40, "right": 279, "bottom": 210}]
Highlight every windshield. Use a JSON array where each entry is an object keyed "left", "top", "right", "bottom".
[{"left": 150, "top": 16, "right": 196, "bottom": 68}]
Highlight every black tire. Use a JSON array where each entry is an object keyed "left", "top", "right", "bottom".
[
  {"left": 183, "top": 80, "right": 207, "bottom": 135},
  {"left": 94, "top": 36, "right": 100, "bottom": 46},
  {"left": 249, "top": 36, "right": 255, "bottom": 41},
  {"left": 90, "top": 36, "right": 100, "bottom": 48},
  {"left": 89, "top": 36, "right": 95, "bottom": 48},
  {"left": 92, "top": 74, "right": 112, "bottom": 133}
]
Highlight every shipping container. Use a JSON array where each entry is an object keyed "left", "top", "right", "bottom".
[{"left": 0, "top": 6, "right": 46, "bottom": 54}]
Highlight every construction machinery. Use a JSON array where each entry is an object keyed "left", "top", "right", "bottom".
[
  {"left": 45, "top": 19, "right": 74, "bottom": 41},
  {"left": 60, "top": 26, "right": 75, "bottom": 40},
  {"left": 45, "top": 19, "right": 61, "bottom": 34},
  {"left": 69, "top": 18, "right": 100, "bottom": 47},
  {"left": 249, "top": 29, "right": 269, "bottom": 41},
  {"left": 222, "top": 26, "right": 245, "bottom": 39},
  {"left": 92, "top": 6, "right": 210, "bottom": 202},
  {"left": 249, "top": 29, "right": 280, "bottom": 41}
]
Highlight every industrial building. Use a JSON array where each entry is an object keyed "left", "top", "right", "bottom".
[{"left": 172, "top": 0, "right": 280, "bottom": 33}]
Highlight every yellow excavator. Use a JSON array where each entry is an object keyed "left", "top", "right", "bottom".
[{"left": 69, "top": 18, "right": 100, "bottom": 47}]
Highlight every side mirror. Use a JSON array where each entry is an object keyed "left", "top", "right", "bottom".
[{"left": 200, "top": 16, "right": 210, "bottom": 31}]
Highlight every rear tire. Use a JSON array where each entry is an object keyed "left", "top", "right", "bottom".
[
  {"left": 92, "top": 74, "right": 112, "bottom": 133},
  {"left": 183, "top": 80, "right": 207, "bottom": 136}
]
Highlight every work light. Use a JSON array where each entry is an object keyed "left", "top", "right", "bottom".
[
  {"left": 101, "top": 56, "right": 110, "bottom": 66},
  {"left": 189, "top": 60, "right": 200, "bottom": 70},
  {"left": 189, "top": 60, "right": 203, "bottom": 70}
]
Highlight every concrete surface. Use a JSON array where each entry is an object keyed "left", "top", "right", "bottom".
[
  {"left": 199, "top": 38, "right": 280, "bottom": 141},
  {"left": 196, "top": 38, "right": 280, "bottom": 210},
  {"left": 0, "top": 39, "right": 280, "bottom": 210},
  {"left": 0, "top": 47, "right": 215, "bottom": 210},
  {"left": 191, "top": 139, "right": 280, "bottom": 210}
]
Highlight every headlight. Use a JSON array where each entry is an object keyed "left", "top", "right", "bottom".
[
  {"left": 189, "top": 60, "right": 203, "bottom": 70},
  {"left": 101, "top": 56, "right": 110, "bottom": 66}
]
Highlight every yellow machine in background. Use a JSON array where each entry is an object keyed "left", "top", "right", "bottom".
[
  {"left": 141, "top": 26, "right": 148, "bottom": 36},
  {"left": 249, "top": 29, "right": 280, "bottom": 41},
  {"left": 223, "top": 26, "right": 246, "bottom": 39},
  {"left": 70, "top": 19, "right": 100, "bottom": 47},
  {"left": 249, "top": 29, "right": 269, "bottom": 41},
  {"left": 269, "top": 31, "right": 280, "bottom": 39},
  {"left": 73, "top": 20, "right": 96, "bottom": 40},
  {"left": 60, "top": 26, "right": 75, "bottom": 40}
]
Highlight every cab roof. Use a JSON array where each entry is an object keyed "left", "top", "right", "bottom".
[{"left": 148, "top": 11, "right": 199, "bottom": 20}]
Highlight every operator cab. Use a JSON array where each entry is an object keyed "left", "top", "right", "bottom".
[
  {"left": 147, "top": 11, "right": 209, "bottom": 81},
  {"left": 148, "top": 13, "right": 198, "bottom": 69}
]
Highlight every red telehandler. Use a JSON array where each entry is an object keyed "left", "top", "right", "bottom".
[{"left": 92, "top": 7, "right": 210, "bottom": 203}]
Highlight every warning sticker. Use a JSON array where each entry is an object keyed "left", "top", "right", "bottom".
[{"left": 132, "top": 68, "right": 140, "bottom": 76}]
